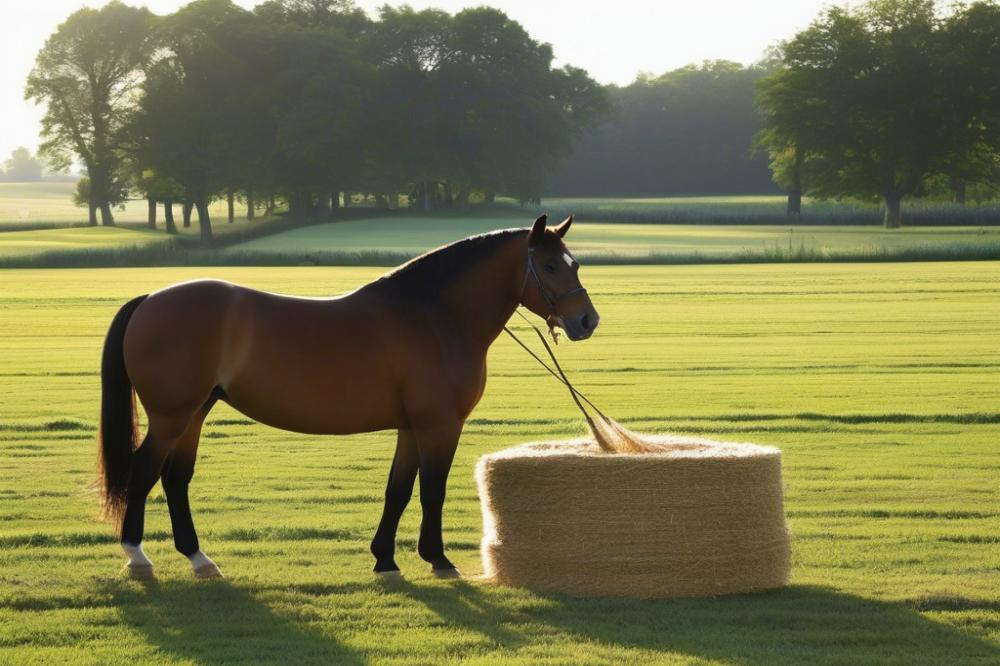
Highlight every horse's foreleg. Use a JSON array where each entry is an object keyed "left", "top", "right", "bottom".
[
  {"left": 414, "top": 422, "right": 461, "bottom": 578},
  {"left": 370, "top": 429, "right": 419, "bottom": 575},
  {"left": 161, "top": 406, "right": 222, "bottom": 579}
]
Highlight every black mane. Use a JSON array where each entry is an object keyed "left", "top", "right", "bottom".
[{"left": 366, "top": 228, "right": 527, "bottom": 302}]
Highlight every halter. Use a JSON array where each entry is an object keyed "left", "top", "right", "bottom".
[{"left": 520, "top": 246, "right": 588, "bottom": 315}]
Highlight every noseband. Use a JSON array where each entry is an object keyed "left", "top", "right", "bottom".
[{"left": 520, "top": 247, "right": 588, "bottom": 315}]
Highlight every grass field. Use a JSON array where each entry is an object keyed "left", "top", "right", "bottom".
[
  {"left": 1, "top": 263, "right": 998, "bottom": 664},
  {"left": 224, "top": 215, "right": 1000, "bottom": 261}
]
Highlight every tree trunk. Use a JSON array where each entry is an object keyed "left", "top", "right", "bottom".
[
  {"left": 227, "top": 188, "right": 235, "bottom": 224},
  {"left": 787, "top": 145, "right": 803, "bottom": 215},
  {"left": 455, "top": 187, "right": 470, "bottom": 209},
  {"left": 164, "top": 198, "right": 178, "bottom": 235},
  {"left": 183, "top": 201, "right": 193, "bottom": 227},
  {"left": 147, "top": 198, "right": 157, "bottom": 229},
  {"left": 342, "top": 191, "right": 351, "bottom": 208},
  {"left": 950, "top": 177, "right": 967, "bottom": 207},
  {"left": 247, "top": 190, "right": 255, "bottom": 220},
  {"left": 88, "top": 200, "right": 98, "bottom": 226},
  {"left": 484, "top": 191, "right": 495, "bottom": 204},
  {"left": 883, "top": 191, "right": 902, "bottom": 229},
  {"left": 266, "top": 196, "right": 275, "bottom": 215},
  {"left": 375, "top": 193, "right": 388, "bottom": 208},
  {"left": 443, "top": 181, "right": 453, "bottom": 207},
  {"left": 330, "top": 191, "right": 340, "bottom": 216},
  {"left": 787, "top": 189, "right": 802, "bottom": 216},
  {"left": 99, "top": 202, "right": 114, "bottom": 226},
  {"left": 196, "top": 199, "right": 212, "bottom": 242}
]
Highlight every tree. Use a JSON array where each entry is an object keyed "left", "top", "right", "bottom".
[
  {"left": 550, "top": 62, "right": 774, "bottom": 197},
  {"left": 134, "top": 0, "right": 262, "bottom": 241},
  {"left": 757, "top": 0, "right": 958, "bottom": 228},
  {"left": 25, "top": 1, "right": 154, "bottom": 225},
  {"left": 2, "top": 147, "right": 44, "bottom": 182}
]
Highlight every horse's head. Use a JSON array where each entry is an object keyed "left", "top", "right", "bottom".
[{"left": 520, "top": 214, "right": 600, "bottom": 341}]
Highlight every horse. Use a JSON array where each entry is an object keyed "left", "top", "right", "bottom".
[{"left": 98, "top": 214, "right": 599, "bottom": 580}]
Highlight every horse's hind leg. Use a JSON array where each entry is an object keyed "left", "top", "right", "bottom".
[
  {"left": 119, "top": 410, "right": 193, "bottom": 579},
  {"left": 162, "top": 403, "right": 223, "bottom": 579}
]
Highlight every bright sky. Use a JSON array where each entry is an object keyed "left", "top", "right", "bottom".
[{"left": 0, "top": 0, "right": 845, "bottom": 162}]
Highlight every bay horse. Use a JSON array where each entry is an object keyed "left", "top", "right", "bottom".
[{"left": 98, "top": 214, "right": 599, "bottom": 580}]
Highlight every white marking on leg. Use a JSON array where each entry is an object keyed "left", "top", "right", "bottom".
[
  {"left": 188, "top": 550, "right": 223, "bottom": 578},
  {"left": 122, "top": 542, "right": 152, "bottom": 567},
  {"left": 188, "top": 550, "right": 214, "bottom": 571}
]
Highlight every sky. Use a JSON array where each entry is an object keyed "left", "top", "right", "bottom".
[{"left": 0, "top": 0, "right": 845, "bottom": 162}]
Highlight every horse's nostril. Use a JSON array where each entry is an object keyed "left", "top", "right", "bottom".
[{"left": 581, "top": 314, "right": 591, "bottom": 330}]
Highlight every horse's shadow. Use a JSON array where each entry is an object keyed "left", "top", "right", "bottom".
[
  {"left": 102, "top": 579, "right": 364, "bottom": 665},
  {"left": 394, "top": 580, "right": 1000, "bottom": 665}
]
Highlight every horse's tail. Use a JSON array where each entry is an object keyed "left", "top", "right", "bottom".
[{"left": 97, "top": 294, "right": 148, "bottom": 534}]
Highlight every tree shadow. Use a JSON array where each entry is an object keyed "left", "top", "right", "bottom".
[
  {"left": 396, "top": 582, "right": 1000, "bottom": 664},
  {"left": 101, "top": 579, "right": 364, "bottom": 665}
]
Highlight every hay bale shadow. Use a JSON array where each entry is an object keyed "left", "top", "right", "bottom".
[
  {"left": 101, "top": 579, "right": 363, "bottom": 665},
  {"left": 397, "top": 582, "right": 1000, "bottom": 664}
]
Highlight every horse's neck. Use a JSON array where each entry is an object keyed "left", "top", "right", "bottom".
[{"left": 443, "top": 236, "right": 525, "bottom": 351}]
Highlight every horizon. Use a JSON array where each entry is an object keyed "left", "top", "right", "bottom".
[{"left": 0, "top": 0, "right": 851, "bottom": 162}]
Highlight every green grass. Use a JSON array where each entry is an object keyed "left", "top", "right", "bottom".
[
  {"left": 223, "top": 215, "right": 1000, "bottom": 262},
  {"left": 0, "top": 263, "right": 998, "bottom": 664},
  {"left": 521, "top": 196, "right": 1000, "bottom": 226}
]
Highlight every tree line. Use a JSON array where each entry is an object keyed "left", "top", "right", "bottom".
[
  {"left": 26, "top": 0, "right": 608, "bottom": 240},
  {"left": 547, "top": 61, "right": 779, "bottom": 197},
  {"left": 757, "top": 0, "right": 1000, "bottom": 227}
]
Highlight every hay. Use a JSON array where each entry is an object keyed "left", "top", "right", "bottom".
[{"left": 476, "top": 434, "right": 791, "bottom": 599}]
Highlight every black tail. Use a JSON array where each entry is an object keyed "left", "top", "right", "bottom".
[{"left": 97, "top": 294, "right": 148, "bottom": 534}]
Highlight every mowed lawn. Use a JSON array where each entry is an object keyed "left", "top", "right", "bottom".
[
  {"left": 0, "top": 263, "right": 998, "bottom": 664},
  {"left": 225, "top": 215, "right": 1000, "bottom": 260}
]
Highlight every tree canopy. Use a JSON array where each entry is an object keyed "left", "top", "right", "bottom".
[
  {"left": 756, "top": 0, "right": 1000, "bottom": 227},
  {"left": 30, "top": 0, "right": 607, "bottom": 240},
  {"left": 548, "top": 61, "right": 777, "bottom": 197},
  {"left": 26, "top": 1, "right": 155, "bottom": 225}
]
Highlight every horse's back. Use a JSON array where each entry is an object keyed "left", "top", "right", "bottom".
[{"left": 123, "top": 279, "right": 415, "bottom": 434}]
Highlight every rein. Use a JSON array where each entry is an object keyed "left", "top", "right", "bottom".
[{"left": 502, "top": 309, "right": 611, "bottom": 433}]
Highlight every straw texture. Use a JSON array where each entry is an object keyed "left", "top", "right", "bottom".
[{"left": 476, "top": 435, "right": 791, "bottom": 599}]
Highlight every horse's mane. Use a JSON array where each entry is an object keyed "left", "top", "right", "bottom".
[{"left": 367, "top": 227, "right": 527, "bottom": 302}]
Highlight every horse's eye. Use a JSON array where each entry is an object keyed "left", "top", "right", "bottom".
[{"left": 544, "top": 263, "right": 557, "bottom": 274}]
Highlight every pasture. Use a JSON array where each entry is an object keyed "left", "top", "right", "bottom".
[
  {"left": 224, "top": 215, "right": 1000, "bottom": 262},
  {"left": 1, "top": 262, "right": 998, "bottom": 664}
]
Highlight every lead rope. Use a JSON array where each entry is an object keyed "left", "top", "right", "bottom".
[{"left": 503, "top": 309, "right": 618, "bottom": 451}]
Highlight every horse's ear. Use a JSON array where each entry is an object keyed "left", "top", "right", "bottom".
[
  {"left": 555, "top": 215, "right": 573, "bottom": 238},
  {"left": 529, "top": 214, "right": 547, "bottom": 246}
]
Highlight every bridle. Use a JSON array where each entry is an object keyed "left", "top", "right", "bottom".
[{"left": 520, "top": 246, "right": 588, "bottom": 317}]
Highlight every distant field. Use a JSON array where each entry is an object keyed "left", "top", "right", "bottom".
[
  {"left": 225, "top": 215, "right": 1000, "bottom": 260},
  {"left": 0, "top": 226, "right": 167, "bottom": 259},
  {"left": 0, "top": 263, "right": 997, "bottom": 663},
  {"left": 0, "top": 181, "right": 235, "bottom": 229}
]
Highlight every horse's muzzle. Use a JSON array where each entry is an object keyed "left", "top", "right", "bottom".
[{"left": 558, "top": 308, "right": 600, "bottom": 341}]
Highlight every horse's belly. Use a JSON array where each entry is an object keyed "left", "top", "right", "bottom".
[{"left": 223, "top": 373, "right": 403, "bottom": 435}]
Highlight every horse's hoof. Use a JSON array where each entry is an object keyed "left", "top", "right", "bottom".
[
  {"left": 431, "top": 567, "right": 461, "bottom": 580},
  {"left": 193, "top": 561, "right": 224, "bottom": 579},
  {"left": 125, "top": 563, "right": 155, "bottom": 581}
]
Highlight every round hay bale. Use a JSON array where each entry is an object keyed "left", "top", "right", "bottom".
[{"left": 475, "top": 435, "right": 791, "bottom": 599}]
